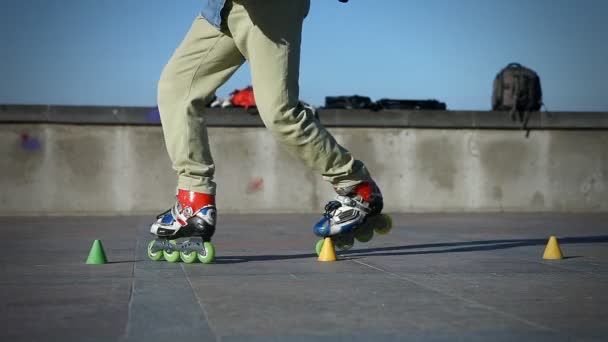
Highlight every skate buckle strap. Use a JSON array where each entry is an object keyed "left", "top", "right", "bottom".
[
  {"left": 323, "top": 200, "right": 342, "bottom": 218},
  {"left": 170, "top": 203, "right": 189, "bottom": 226},
  {"left": 335, "top": 195, "right": 371, "bottom": 213}
]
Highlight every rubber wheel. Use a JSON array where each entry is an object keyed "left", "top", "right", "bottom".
[
  {"left": 355, "top": 226, "right": 374, "bottom": 243},
  {"left": 315, "top": 239, "right": 325, "bottom": 256},
  {"left": 180, "top": 250, "right": 198, "bottom": 264},
  {"left": 163, "top": 249, "right": 180, "bottom": 263},
  {"left": 373, "top": 214, "right": 393, "bottom": 235},
  {"left": 147, "top": 240, "right": 163, "bottom": 261},
  {"left": 197, "top": 242, "right": 215, "bottom": 264},
  {"left": 335, "top": 235, "right": 354, "bottom": 250}
]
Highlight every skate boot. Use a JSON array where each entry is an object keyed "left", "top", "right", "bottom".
[
  {"left": 313, "top": 181, "right": 392, "bottom": 255},
  {"left": 147, "top": 189, "right": 217, "bottom": 264}
]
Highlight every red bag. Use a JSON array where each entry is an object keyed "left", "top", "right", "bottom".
[{"left": 230, "top": 86, "right": 256, "bottom": 109}]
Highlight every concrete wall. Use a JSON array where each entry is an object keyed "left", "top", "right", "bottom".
[{"left": 1, "top": 124, "right": 607, "bottom": 215}]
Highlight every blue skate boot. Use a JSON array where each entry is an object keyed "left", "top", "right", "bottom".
[
  {"left": 147, "top": 189, "right": 217, "bottom": 264},
  {"left": 313, "top": 181, "right": 392, "bottom": 255}
]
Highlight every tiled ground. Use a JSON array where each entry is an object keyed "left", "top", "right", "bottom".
[{"left": 1, "top": 213, "right": 607, "bottom": 341}]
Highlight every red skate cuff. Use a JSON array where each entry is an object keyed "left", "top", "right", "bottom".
[{"left": 177, "top": 189, "right": 215, "bottom": 211}]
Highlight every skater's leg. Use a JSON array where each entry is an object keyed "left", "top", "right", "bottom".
[
  {"left": 158, "top": 14, "right": 245, "bottom": 195},
  {"left": 225, "top": 0, "right": 370, "bottom": 189},
  {"left": 219, "top": 1, "right": 388, "bottom": 252},
  {"left": 150, "top": 12, "right": 246, "bottom": 263}
]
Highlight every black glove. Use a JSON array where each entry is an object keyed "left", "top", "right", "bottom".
[{"left": 338, "top": 0, "right": 349, "bottom": 2}]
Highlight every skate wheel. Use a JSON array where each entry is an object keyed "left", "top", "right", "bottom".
[
  {"left": 147, "top": 240, "right": 163, "bottom": 261},
  {"left": 315, "top": 239, "right": 325, "bottom": 256},
  {"left": 355, "top": 225, "right": 374, "bottom": 243},
  {"left": 373, "top": 214, "right": 393, "bottom": 235},
  {"left": 180, "top": 250, "right": 198, "bottom": 264},
  {"left": 335, "top": 234, "right": 355, "bottom": 251},
  {"left": 163, "top": 249, "right": 180, "bottom": 263},
  {"left": 197, "top": 242, "right": 215, "bottom": 264}
]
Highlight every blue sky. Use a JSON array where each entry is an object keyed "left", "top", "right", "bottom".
[{"left": 0, "top": 0, "right": 606, "bottom": 111}]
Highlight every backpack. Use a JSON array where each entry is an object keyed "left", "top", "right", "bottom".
[
  {"left": 492, "top": 63, "right": 543, "bottom": 135},
  {"left": 230, "top": 86, "right": 256, "bottom": 110},
  {"left": 492, "top": 63, "right": 542, "bottom": 112}
]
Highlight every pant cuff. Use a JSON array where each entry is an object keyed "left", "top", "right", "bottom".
[{"left": 177, "top": 175, "right": 217, "bottom": 195}]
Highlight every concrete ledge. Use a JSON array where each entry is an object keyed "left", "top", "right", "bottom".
[
  {"left": 1, "top": 105, "right": 607, "bottom": 129},
  {"left": 1, "top": 123, "right": 606, "bottom": 215}
]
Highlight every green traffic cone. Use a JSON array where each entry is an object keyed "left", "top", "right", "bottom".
[{"left": 86, "top": 240, "right": 108, "bottom": 264}]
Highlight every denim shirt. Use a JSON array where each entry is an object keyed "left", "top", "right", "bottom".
[{"left": 201, "top": 0, "right": 227, "bottom": 29}]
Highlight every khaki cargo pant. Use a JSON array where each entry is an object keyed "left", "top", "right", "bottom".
[{"left": 158, "top": 0, "right": 370, "bottom": 195}]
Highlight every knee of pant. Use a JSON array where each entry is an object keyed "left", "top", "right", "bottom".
[
  {"left": 261, "top": 100, "right": 319, "bottom": 136},
  {"left": 263, "top": 118, "right": 291, "bottom": 141},
  {"left": 158, "top": 76, "right": 214, "bottom": 109},
  {"left": 266, "top": 115, "right": 317, "bottom": 145}
]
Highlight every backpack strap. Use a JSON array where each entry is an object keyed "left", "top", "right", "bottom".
[
  {"left": 509, "top": 67, "right": 521, "bottom": 122},
  {"left": 497, "top": 72, "right": 504, "bottom": 108},
  {"left": 515, "top": 67, "right": 532, "bottom": 137}
]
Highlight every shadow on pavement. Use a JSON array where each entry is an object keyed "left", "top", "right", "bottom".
[
  {"left": 213, "top": 235, "right": 608, "bottom": 264},
  {"left": 106, "top": 260, "right": 146, "bottom": 264}
]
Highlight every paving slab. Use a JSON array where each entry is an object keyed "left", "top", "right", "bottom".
[{"left": 0, "top": 213, "right": 607, "bottom": 341}]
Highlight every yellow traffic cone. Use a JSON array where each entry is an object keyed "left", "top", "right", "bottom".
[
  {"left": 318, "top": 237, "right": 337, "bottom": 262},
  {"left": 542, "top": 236, "right": 564, "bottom": 260}
]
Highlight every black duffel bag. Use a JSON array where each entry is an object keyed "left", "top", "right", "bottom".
[
  {"left": 324, "top": 95, "right": 374, "bottom": 109},
  {"left": 376, "top": 98, "right": 447, "bottom": 110}
]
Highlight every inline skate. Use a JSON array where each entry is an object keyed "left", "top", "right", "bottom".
[
  {"left": 313, "top": 181, "right": 392, "bottom": 255},
  {"left": 147, "top": 190, "right": 217, "bottom": 264}
]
